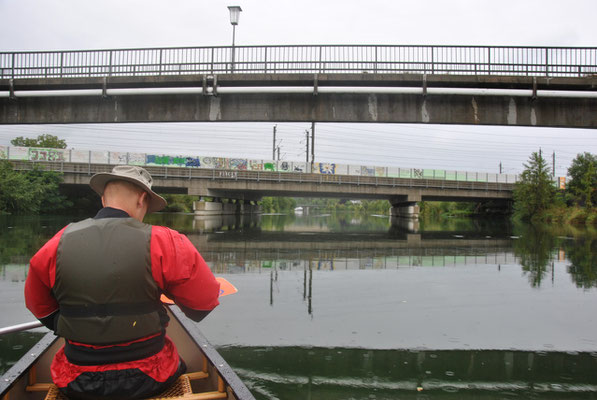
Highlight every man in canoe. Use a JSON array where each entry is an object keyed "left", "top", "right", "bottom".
[{"left": 24, "top": 165, "right": 221, "bottom": 399}]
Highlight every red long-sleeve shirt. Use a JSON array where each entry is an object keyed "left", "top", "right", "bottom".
[{"left": 24, "top": 208, "right": 220, "bottom": 387}]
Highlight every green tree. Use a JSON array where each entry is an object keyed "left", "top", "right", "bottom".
[
  {"left": 0, "top": 160, "right": 71, "bottom": 214},
  {"left": 11, "top": 134, "right": 67, "bottom": 149},
  {"left": 567, "top": 153, "right": 597, "bottom": 207},
  {"left": 0, "top": 160, "right": 38, "bottom": 213},
  {"left": 23, "top": 167, "right": 72, "bottom": 213},
  {"left": 513, "top": 151, "right": 556, "bottom": 220}
]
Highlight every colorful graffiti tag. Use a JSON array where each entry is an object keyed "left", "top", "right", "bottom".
[
  {"left": 229, "top": 159, "right": 248, "bottom": 170},
  {"left": 29, "top": 148, "right": 65, "bottom": 162},
  {"left": 361, "top": 166, "right": 375, "bottom": 176},
  {"left": 146, "top": 154, "right": 202, "bottom": 167},
  {"left": 319, "top": 163, "right": 336, "bottom": 174}
]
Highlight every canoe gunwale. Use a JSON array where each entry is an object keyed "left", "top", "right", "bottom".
[
  {"left": 170, "top": 306, "right": 256, "bottom": 400},
  {"left": 0, "top": 330, "right": 56, "bottom": 396},
  {"left": 0, "top": 308, "right": 255, "bottom": 400}
]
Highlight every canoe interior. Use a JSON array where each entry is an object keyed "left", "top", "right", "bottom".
[{"left": 0, "top": 307, "right": 254, "bottom": 400}]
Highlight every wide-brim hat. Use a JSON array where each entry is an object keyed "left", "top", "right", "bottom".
[{"left": 89, "top": 165, "right": 167, "bottom": 213}]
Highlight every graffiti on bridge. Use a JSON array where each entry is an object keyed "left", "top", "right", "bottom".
[
  {"left": 146, "top": 154, "right": 202, "bottom": 168},
  {"left": 29, "top": 148, "right": 65, "bottom": 162}
]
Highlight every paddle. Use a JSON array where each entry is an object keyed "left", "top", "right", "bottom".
[
  {"left": 160, "top": 277, "right": 238, "bottom": 303},
  {"left": 0, "top": 277, "right": 237, "bottom": 335}
]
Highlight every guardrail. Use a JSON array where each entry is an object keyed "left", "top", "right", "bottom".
[
  {"left": 1, "top": 145, "right": 519, "bottom": 185},
  {"left": 2, "top": 45, "right": 597, "bottom": 79},
  {"left": 10, "top": 160, "right": 516, "bottom": 193}
]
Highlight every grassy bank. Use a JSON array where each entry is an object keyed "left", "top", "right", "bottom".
[{"left": 541, "top": 206, "right": 597, "bottom": 225}]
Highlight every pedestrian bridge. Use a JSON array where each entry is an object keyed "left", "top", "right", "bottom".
[{"left": 1, "top": 44, "right": 597, "bottom": 127}]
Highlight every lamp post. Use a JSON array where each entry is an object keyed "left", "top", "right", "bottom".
[{"left": 228, "top": 6, "right": 242, "bottom": 72}]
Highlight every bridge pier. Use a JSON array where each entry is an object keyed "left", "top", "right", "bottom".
[
  {"left": 237, "top": 200, "right": 261, "bottom": 215},
  {"left": 390, "top": 202, "right": 420, "bottom": 219},
  {"left": 194, "top": 198, "right": 261, "bottom": 216}
]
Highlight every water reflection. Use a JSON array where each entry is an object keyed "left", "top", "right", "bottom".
[
  {"left": 3, "top": 213, "right": 597, "bottom": 291},
  {"left": 0, "top": 215, "right": 77, "bottom": 266},
  {"left": 512, "top": 224, "right": 559, "bottom": 287},
  {"left": 2, "top": 212, "right": 597, "bottom": 399},
  {"left": 0, "top": 332, "right": 45, "bottom": 375},
  {"left": 565, "top": 236, "right": 597, "bottom": 289},
  {"left": 217, "top": 346, "right": 597, "bottom": 400}
]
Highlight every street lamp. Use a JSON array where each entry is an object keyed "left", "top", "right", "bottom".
[{"left": 228, "top": 6, "right": 242, "bottom": 72}]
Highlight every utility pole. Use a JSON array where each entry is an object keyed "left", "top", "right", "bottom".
[
  {"left": 311, "top": 122, "right": 315, "bottom": 167},
  {"left": 499, "top": 161, "right": 502, "bottom": 174},
  {"left": 305, "top": 130, "right": 310, "bottom": 164},
  {"left": 552, "top": 151, "right": 556, "bottom": 177},
  {"left": 277, "top": 146, "right": 280, "bottom": 161},
  {"left": 272, "top": 125, "right": 277, "bottom": 160}
]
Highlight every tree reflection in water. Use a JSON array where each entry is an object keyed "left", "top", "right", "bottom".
[
  {"left": 513, "top": 222, "right": 597, "bottom": 289},
  {"left": 512, "top": 223, "right": 557, "bottom": 288},
  {"left": 565, "top": 236, "right": 597, "bottom": 289}
]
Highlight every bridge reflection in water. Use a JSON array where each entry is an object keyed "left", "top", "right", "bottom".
[
  {"left": 218, "top": 346, "right": 597, "bottom": 400},
  {"left": 187, "top": 214, "right": 518, "bottom": 275}
]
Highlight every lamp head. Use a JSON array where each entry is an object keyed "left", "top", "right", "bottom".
[{"left": 228, "top": 6, "right": 242, "bottom": 25}]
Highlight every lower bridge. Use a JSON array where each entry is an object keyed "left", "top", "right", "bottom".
[{"left": 11, "top": 160, "right": 514, "bottom": 218}]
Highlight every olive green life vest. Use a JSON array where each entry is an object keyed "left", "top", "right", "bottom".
[{"left": 54, "top": 217, "right": 163, "bottom": 344}]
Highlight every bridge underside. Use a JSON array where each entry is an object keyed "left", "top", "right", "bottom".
[{"left": 2, "top": 74, "right": 597, "bottom": 127}]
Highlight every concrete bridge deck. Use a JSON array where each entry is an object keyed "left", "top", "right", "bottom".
[{"left": 2, "top": 73, "right": 597, "bottom": 127}]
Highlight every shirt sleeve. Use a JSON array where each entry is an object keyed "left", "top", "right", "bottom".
[
  {"left": 25, "top": 227, "right": 66, "bottom": 320},
  {"left": 150, "top": 226, "right": 220, "bottom": 311}
]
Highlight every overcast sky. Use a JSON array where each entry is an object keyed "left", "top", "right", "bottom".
[{"left": 1, "top": 0, "right": 596, "bottom": 176}]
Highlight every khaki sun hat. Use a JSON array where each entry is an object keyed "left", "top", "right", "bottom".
[{"left": 89, "top": 165, "right": 167, "bottom": 213}]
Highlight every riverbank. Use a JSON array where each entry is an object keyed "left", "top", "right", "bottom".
[{"left": 541, "top": 206, "right": 597, "bottom": 225}]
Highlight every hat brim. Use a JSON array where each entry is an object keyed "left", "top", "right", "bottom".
[{"left": 89, "top": 173, "right": 167, "bottom": 213}]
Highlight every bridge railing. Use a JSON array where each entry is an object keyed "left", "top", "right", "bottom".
[
  {"left": 1, "top": 45, "right": 596, "bottom": 79},
  {"left": 8, "top": 160, "right": 516, "bottom": 193},
  {"left": 0, "top": 145, "right": 520, "bottom": 185}
]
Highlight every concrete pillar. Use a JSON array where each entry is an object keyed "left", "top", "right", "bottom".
[
  {"left": 390, "top": 202, "right": 420, "bottom": 219},
  {"left": 406, "top": 233, "right": 422, "bottom": 245},
  {"left": 250, "top": 203, "right": 262, "bottom": 214},
  {"left": 241, "top": 200, "right": 261, "bottom": 215},
  {"left": 222, "top": 201, "right": 236, "bottom": 215},
  {"left": 236, "top": 200, "right": 246, "bottom": 215},
  {"left": 193, "top": 215, "right": 224, "bottom": 230},
  {"left": 193, "top": 200, "right": 223, "bottom": 216}
]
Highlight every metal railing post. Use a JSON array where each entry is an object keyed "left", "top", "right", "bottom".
[
  {"left": 319, "top": 46, "right": 323, "bottom": 73},
  {"left": 487, "top": 47, "right": 491, "bottom": 75},
  {"left": 159, "top": 49, "right": 163, "bottom": 76},
  {"left": 431, "top": 47, "right": 435, "bottom": 74},
  {"left": 374, "top": 46, "right": 378, "bottom": 73},
  {"left": 211, "top": 47, "right": 215, "bottom": 74},
  {"left": 59, "top": 52, "right": 64, "bottom": 78}
]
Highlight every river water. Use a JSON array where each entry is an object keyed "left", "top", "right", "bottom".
[{"left": 1, "top": 212, "right": 596, "bottom": 399}]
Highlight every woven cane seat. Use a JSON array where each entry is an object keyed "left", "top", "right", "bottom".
[{"left": 43, "top": 374, "right": 201, "bottom": 400}]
